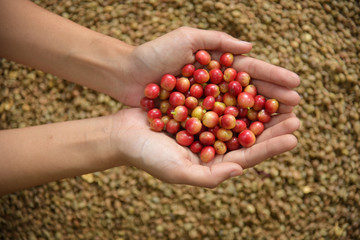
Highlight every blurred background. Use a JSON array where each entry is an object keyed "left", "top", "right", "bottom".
[{"left": 0, "top": 0, "right": 359, "bottom": 239}]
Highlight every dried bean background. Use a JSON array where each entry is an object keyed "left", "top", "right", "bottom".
[{"left": 1, "top": 0, "right": 359, "bottom": 239}]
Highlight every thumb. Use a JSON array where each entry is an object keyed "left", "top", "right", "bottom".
[
  {"left": 179, "top": 162, "right": 243, "bottom": 188},
  {"left": 181, "top": 27, "right": 252, "bottom": 54}
]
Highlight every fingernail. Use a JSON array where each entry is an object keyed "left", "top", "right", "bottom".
[{"left": 230, "top": 169, "right": 242, "bottom": 177}]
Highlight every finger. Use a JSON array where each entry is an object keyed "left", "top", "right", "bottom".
[
  {"left": 252, "top": 79, "right": 301, "bottom": 106},
  {"left": 181, "top": 27, "right": 252, "bottom": 54},
  {"left": 177, "top": 162, "right": 243, "bottom": 188},
  {"left": 233, "top": 55, "right": 300, "bottom": 89},
  {"left": 263, "top": 112, "right": 297, "bottom": 128},
  {"left": 224, "top": 134, "right": 298, "bottom": 169},
  {"left": 278, "top": 104, "right": 294, "bottom": 113},
  {"left": 257, "top": 116, "right": 300, "bottom": 143}
]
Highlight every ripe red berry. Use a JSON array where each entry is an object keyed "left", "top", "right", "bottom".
[
  {"left": 181, "top": 64, "right": 195, "bottom": 77},
  {"left": 190, "top": 141, "right": 203, "bottom": 153},
  {"left": 190, "top": 83, "right": 203, "bottom": 98},
  {"left": 213, "top": 101, "right": 226, "bottom": 116},
  {"left": 185, "top": 117, "right": 202, "bottom": 135},
  {"left": 244, "top": 84, "right": 257, "bottom": 97},
  {"left": 257, "top": 109, "right": 271, "bottom": 123},
  {"left": 185, "top": 96, "right": 198, "bottom": 110},
  {"left": 176, "top": 130, "right": 194, "bottom": 146},
  {"left": 172, "top": 105, "right": 188, "bottom": 122},
  {"left": 253, "top": 95, "right": 266, "bottom": 111},
  {"left": 226, "top": 137, "right": 241, "bottom": 151},
  {"left": 176, "top": 77, "right": 190, "bottom": 93},
  {"left": 193, "top": 69, "right": 210, "bottom": 84},
  {"left": 228, "top": 81, "right": 242, "bottom": 97},
  {"left": 232, "top": 119, "right": 247, "bottom": 133},
  {"left": 144, "top": 83, "right": 160, "bottom": 99},
  {"left": 195, "top": 50, "right": 211, "bottom": 65},
  {"left": 249, "top": 121, "right": 265, "bottom": 136},
  {"left": 237, "top": 92, "right": 255, "bottom": 108},
  {"left": 160, "top": 74, "right": 177, "bottom": 91},
  {"left": 219, "top": 114, "right": 236, "bottom": 129},
  {"left": 223, "top": 68, "right": 237, "bottom": 82},
  {"left": 200, "top": 146, "right": 215, "bottom": 163},
  {"left": 209, "top": 69, "right": 223, "bottom": 84},
  {"left": 207, "top": 60, "right": 221, "bottom": 70},
  {"left": 166, "top": 119, "right": 180, "bottom": 134},
  {"left": 140, "top": 97, "right": 155, "bottom": 111},
  {"left": 204, "top": 84, "right": 220, "bottom": 98},
  {"left": 224, "top": 106, "right": 239, "bottom": 117},
  {"left": 199, "top": 131, "right": 216, "bottom": 146},
  {"left": 147, "top": 108, "right": 162, "bottom": 122},
  {"left": 169, "top": 91, "right": 185, "bottom": 106},
  {"left": 265, "top": 99, "right": 279, "bottom": 114},
  {"left": 150, "top": 118, "right": 164, "bottom": 132},
  {"left": 202, "top": 96, "right": 215, "bottom": 110},
  {"left": 238, "top": 129, "right": 256, "bottom": 148},
  {"left": 236, "top": 72, "right": 251, "bottom": 87},
  {"left": 202, "top": 111, "right": 219, "bottom": 128},
  {"left": 219, "top": 52, "right": 234, "bottom": 67}
]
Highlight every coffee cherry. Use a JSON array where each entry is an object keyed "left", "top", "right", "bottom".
[
  {"left": 223, "top": 68, "right": 237, "bottom": 82},
  {"left": 202, "top": 96, "right": 215, "bottom": 110},
  {"left": 191, "top": 106, "right": 206, "bottom": 120},
  {"left": 224, "top": 106, "right": 239, "bottom": 117},
  {"left": 236, "top": 72, "right": 251, "bottom": 87},
  {"left": 200, "top": 146, "right": 215, "bottom": 163},
  {"left": 249, "top": 121, "right": 265, "bottom": 136},
  {"left": 204, "top": 84, "right": 220, "bottom": 98},
  {"left": 216, "top": 128, "right": 233, "bottom": 142},
  {"left": 226, "top": 137, "right": 240, "bottom": 151},
  {"left": 195, "top": 50, "right": 211, "bottom": 65},
  {"left": 166, "top": 119, "right": 180, "bottom": 134},
  {"left": 147, "top": 108, "right": 162, "bottom": 122},
  {"left": 219, "top": 114, "right": 236, "bottom": 129},
  {"left": 176, "top": 77, "right": 190, "bottom": 93},
  {"left": 185, "top": 117, "right": 202, "bottom": 135},
  {"left": 193, "top": 69, "right": 210, "bottom": 83},
  {"left": 237, "top": 92, "right": 255, "bottom": 108},
  {"left": 169, "top": 91, "right": 185, "bottom": 106},
  {"left": 199, "top": 131, "right": 216, "bottom": 146},
  {"left": 181, "top": 64, "right": 195, "bottom": 77},
  {"left": 176, "top": 130, "right": 194, "bottom": 146},
  {"left": 214, "top": 140, "right": 227, "bottom": 155},
  {"left": 244, "top": 84, "right": 257, "bottom": 97},
  {"left": 150, "top": 118, "right": 164, "bottom": 132},
  {"left": 207, "top": 60, "right": 221, "bottom": 70},
  {"left": 202, "top": 111, "right": 219, "bottom": 128},
  {"left": 185, "top": 96, "right": 198, "bottom": 110},
  {"left": 190, "top": 141, "right": 203, "bottom": 153},
  {"left": 140, "top": 97, "right": 155, "bottom": 111},
  {"left": 232, "top": 119, "right": 247, "bottom": 133},
  {"left": 144, "top": 83, "right": 160, "bottom": 99},
  {"left": 253, "top": 95, "right": 266, "bottom": 111},
  {"left": 257, "top": 109, "right": 271, "bottom": 123},
  {"left": 265, "top": 99, "right": 279, "bottom": 114},
  {"left": 219, "top": 52, "right": 234, "bottom": 67},
  {"left": 238, "top": 129, "right": 256, "bottom": 148},
  {"left": 228, "top": 81, "right": 242, "bottom": 97},
  {"left": 190, "top": 83, "right": 203, "bottom": 98},
  {"left": 172, "top": 105, "right": 188, "bottom": 122},
  {"left": 160, "top": 74, "right": 177, "bottom": 91}
]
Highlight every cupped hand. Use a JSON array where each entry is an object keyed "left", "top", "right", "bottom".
[
  {"left": 110, "top": 107, "right": 299, "bottom": 188},
  {"left": 118, "top": 26, "right": 252, "bottom": 106}
]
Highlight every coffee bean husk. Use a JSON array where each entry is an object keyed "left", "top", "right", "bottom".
[{"left": 1, "top": 0, "right": 359, "bottom": 239}]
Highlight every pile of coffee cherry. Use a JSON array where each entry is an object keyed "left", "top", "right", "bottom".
[{"left": 140, "top": 50, "right": 278, "bottom": 163}]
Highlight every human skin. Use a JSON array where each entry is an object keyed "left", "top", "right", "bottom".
[{"left": 0, "top": 0, "right": 300, "bottom": 195}]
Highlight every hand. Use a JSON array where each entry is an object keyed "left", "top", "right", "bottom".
[{"left": 116, "top": 26, "right": 253, "bottom": 106}]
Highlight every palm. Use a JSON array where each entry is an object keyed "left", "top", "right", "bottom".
[{"left": 111, "top": 106, "right": 299, "bottom": 188}]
